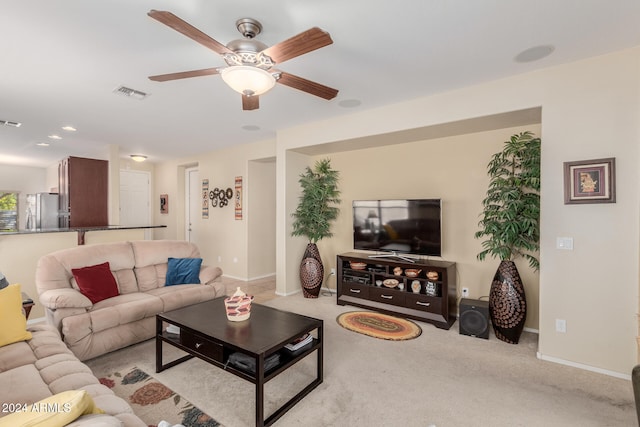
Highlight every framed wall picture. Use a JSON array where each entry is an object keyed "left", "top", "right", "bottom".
[
  {"left": 160, "top": 194, "right": 169, "bottom": 214},
  {"left": 563, "top": 158, "right": 616, "bottom": 204}
]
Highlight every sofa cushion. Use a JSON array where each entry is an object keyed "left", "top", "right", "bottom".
[
  {"left": 0, "top": 340, "right": 37, "bottom": 373},
  {"left": 72, "top": 262, "right": 120, "bottom": 304},
  {"left": 63, "top": 293, "right": 163, "bottom": 339},
  {"left": 0, "top": 390, "right": 103, "bottom": 427},
  {"left": 130, "top": 240, "right": 200, "bottom": 267},
  {"left": 112, "top": 269, "right": 138, "bottom": 295},
  {"left": 0, "top": 284, "right": 32, "bottom": 347},
  {"left": 36, "top": 241, "right": 136, "bottom": 294},
  {"left": 64, "top": 317, "right": 156, "bottom": 362},
  {"left": 0, "top": 325, "right": 146, "bottom": 427},
  {"left": 165, "top": 257, "right": 202, "bottom": 285},
  {"left": 131, "top": 240, "right": 202, "bottom": 291},
  {"left": 65, "top": 413, "right": 124, "bottom": 427},
  {"left": 133, "top": 264, "right": 167, "bottom": 292},
  {"left": 147, "top": 284, "right": 218, "bottom": 312},
  {"left": 0, "top": 364, "right": 52, "bottom": 410}
]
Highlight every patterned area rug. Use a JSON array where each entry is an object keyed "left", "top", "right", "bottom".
[
  {"left": 336, "top": 311, "right": 422, "bottom": 340},
  {"left": 99, "top": 366, "right": 222, "bottom": 427}
]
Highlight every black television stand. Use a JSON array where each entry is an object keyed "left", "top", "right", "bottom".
[
  {"left": 368, "top": 251, "right": 417, "bottom": 263},
  {"left": 337, "top": 252, "right": 457, "bottom": 329}
]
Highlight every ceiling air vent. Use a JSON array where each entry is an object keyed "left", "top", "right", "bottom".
[
  {"left": 113, "top": 85, "right": 149, "bottom": 100},
  {"left": 0, "top": 120, "right": 22, "bottom": 127}
]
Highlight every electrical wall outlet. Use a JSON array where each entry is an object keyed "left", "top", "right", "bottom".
[
  {"left": 462, "top": 287, "right": 469, "bottom": 298},
  {"left": 555, "top": 319, "right": 567, "bottom": 333},
  {"left": 330, "top": 268, "right": 336, "bottom": 276}
]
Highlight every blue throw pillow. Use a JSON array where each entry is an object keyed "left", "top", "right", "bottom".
[{"left": 165, "top": 257, "right": 202, "bottom": 286}]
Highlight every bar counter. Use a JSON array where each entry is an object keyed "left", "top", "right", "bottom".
[{"left": 1, "top": 225, "right": 167, "bottom": 245}]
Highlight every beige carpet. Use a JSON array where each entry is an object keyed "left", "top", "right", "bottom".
[{"left": 86, "top": 285, "right": 636, "bottom": 427}]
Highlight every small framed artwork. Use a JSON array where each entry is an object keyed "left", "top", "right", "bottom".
[
  {"left": 160, "top": 194, "right": 169, "bottom": 214},
  {"left": 563, "top": 157, "right": 616, "bottom": 204}
]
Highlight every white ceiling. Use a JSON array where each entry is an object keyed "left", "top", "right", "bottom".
[{"left": 1, "top": 1, "right": 639, "bottom": 168}]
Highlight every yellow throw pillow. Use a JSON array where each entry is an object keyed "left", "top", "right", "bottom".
[
  {"left": 0, "top": 390, "right": 104, "bottom": 427},
  {"left": 0, "top": 283, "right": 32, "bottom": 347}
]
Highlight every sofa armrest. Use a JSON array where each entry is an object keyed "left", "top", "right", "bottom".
[
  {"left": 199, "top": 265, "right": 223, "bottom": 286},
  {"left": 39, "top": 288, "right": 93, "bottom": 310}
]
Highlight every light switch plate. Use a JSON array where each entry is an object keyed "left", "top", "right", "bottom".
[{"left": 556, "top": 237, "right": 574, "bottom": 250}]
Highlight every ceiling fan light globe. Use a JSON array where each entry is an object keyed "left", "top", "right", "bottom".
[{"left": 220, "top": 66, "right": 276, "bottom": 96}]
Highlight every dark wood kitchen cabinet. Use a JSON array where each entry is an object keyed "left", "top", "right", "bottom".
[{"left": 58, "top": 156, "right": 108, "bottom": 227}]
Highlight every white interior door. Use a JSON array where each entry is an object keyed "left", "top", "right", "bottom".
[
  {"left": 185, "top": 167, "right": 200, "bottom": 244},
  {"left": 120, "top": 170, "right": 151, "bottom": 238}
]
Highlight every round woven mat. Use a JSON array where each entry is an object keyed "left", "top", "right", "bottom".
[{"left": 336, "top": 311, "right": 422, "bottom": 341}]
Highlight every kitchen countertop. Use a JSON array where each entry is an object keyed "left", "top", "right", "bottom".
[{"left": 0, "top": 225, "right": 167, "bottom": 244}]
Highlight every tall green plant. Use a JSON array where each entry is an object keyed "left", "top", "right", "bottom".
[
  {"left": 475, "top": 131, "right": 541, "bottom": 270},
  {"left": 291, "top": 158, "right": 341, "bottom": 243}
]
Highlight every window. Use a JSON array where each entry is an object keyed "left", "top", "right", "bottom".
[{"left": 0, "top": 192, "right": 18, "bottom": 231}]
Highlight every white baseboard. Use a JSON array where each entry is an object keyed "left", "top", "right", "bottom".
[
  {"left": 247, "top": 273, "right": 276, "bottom": 281},
  {"left": 27, "top": 316, "right": 46, "bottom": 325},
  {"left": 275, "top": 286, "right": 336, "bottom": 297},
  {"left": 536, "top": 352, "right": 631, "bottom": 380},
  {"left": 275, "top": 288, "right": 301, "bottom": 297},
  {"left": 223, "top": 273, "right": 276, "bottom": 282}
]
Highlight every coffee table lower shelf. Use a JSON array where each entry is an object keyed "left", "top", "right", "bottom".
[{"left": 156, "top": 314, "right": 323, "bottom": 427}]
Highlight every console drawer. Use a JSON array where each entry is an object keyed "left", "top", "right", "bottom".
[
  {"left": 406, "top": 294, "right": 442, "bottom": 314},
  {"left": 180, "top": 330, "right": 223, "bottom": 362},
  {"left": 340, "top": 282, "right": 370, "bottom": 299},
  {"left": 370, "top": 287, "right": 406, "bottom": 307}
]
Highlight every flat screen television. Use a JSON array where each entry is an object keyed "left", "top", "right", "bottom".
[{"left": 353, "top": 199, "right": 441, "bottom": 257}]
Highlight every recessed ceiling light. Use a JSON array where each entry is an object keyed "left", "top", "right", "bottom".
[
  {"left": 130, "top": 154, "right": 147, "bottom": 162},
  {"left": 241, "top": 125, "right": 261, "bottom": 131},
  {"left": 48, "top": 134, "right": 62, "bottom": 140},
  {"left": 36, "top": 142, "right": 50, "bottom": 147},
  {"left": 338, "top": 99, "right": 361, "bottom": 108},
  {"left": 515, "top": 45, "right": 555, "bottom": 63},
  {"left": 62, "top": 126, "right": 77, "bottom": 132}
]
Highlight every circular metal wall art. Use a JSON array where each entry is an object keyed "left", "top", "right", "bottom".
[{"left": 209, "top": 187, "right": 233, "bottom": 208}]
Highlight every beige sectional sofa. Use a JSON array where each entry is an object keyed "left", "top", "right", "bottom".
[
  {"left": 0, "top": 323, "right": 146, "bottom": 426},
  {"left": 35, "top": 240, "right": 224, "bottom": 361}
]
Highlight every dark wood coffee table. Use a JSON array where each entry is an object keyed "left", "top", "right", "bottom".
[{"left": 156, "top": 297, "right": 323, "bottom": 427}]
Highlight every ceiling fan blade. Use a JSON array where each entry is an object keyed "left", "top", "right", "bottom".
[
  {"left": 276, "top": 72, "right": 338, "bottom": 100},
  {"left": 148, "top": 10, "right": 233, "bottom": 56},
  {"left": 149, "top": 68, "right": 220, "bottom": 82},
  {"left": 261, "top": 27, "right": 333, "bottom": 64},
  {"left": 242, "top": 94, "right": 259, "bottom": 110}
]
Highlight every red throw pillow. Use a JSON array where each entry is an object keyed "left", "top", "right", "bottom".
[{"left": 71, "top": 262, "right": 119, "bottom": 304}]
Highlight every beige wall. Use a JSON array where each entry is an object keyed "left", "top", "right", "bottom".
[
  {"left": 536, "top": 49, "right": 639, "bottom": 375},
  {"left": 247, "top": 159, "right": 276, "bottom": 279},
  {"left": 153, "top": 139, "right": 276, "bottom": 280},
  {"left": 276, "top": 47, "right": 640, "bottom": 376},
  {"left": 314, "top": 125, "right": 541, "bottom": 329}
]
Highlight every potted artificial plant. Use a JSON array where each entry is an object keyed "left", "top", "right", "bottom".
[
  {"left": 291, "top": 158, "right": 341, "bottom": 298},
  {"left": 475, "top": 131, "right": 541, "bottom": 344}
]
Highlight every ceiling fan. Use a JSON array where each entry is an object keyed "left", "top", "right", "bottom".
[{"left": 147, "top": 10, "right": 339, "bottom": 110}]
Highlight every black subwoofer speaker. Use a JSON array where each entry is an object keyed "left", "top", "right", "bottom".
[{"left": 459, "top": 298, "right": 489, "bottom": 339}]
